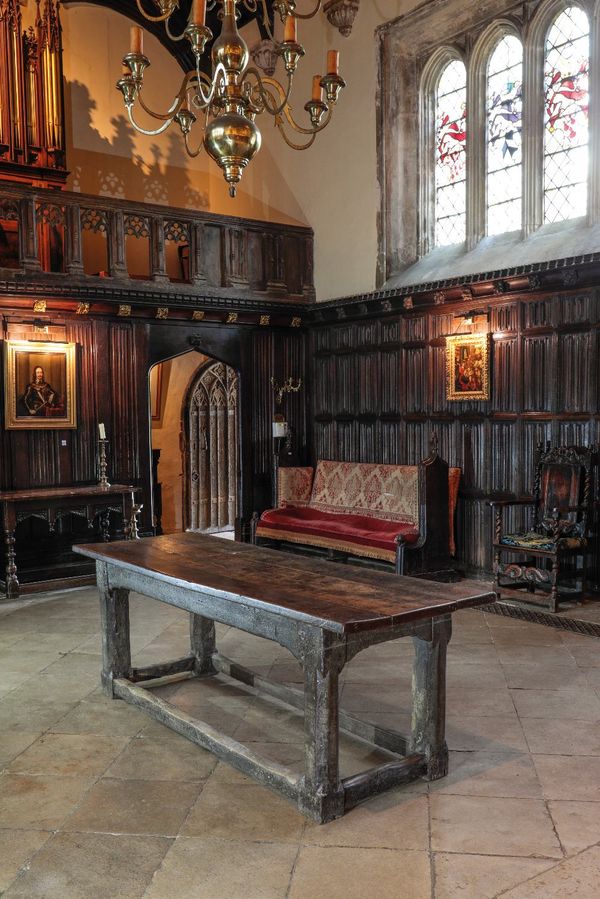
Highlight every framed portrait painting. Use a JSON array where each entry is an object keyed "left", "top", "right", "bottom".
[
  {"left": 3, "top": 340, "right": 77, "bottom": 429},
  {"left": 446, "top": 333, "right": 490, "bottom": 401}
]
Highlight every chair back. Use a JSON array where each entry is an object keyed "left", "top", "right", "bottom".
[{"left": 533, "top": 444, "right": 596, "bottom": 534}]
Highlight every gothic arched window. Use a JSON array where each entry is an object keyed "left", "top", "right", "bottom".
[
  {"left": 486, "top": 35, "right": 523, "bottom": 235},
  {"left": 543, "top": 6, "right": 589, "bottom": 223},
  {"left": 434, "top": 59, "right": 467, "bottom": 246}
]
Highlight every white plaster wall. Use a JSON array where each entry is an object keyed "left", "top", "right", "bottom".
[
  {"left": 268, "top": 1, "right": 419, "bottom": 299},
  {"left": 58, "top": 2, "right": 422, "bottom": 298}
]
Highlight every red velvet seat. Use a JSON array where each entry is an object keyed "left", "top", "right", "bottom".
[{"left": 256, "top": 504, "right": 419, "bottom": 564}]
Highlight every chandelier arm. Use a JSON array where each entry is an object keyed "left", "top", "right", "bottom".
[
  {"left": 135, "top": 79, "right": 190, "bottom": 121},
  {"left": 293, "top": 0, "right": 322, "bottom": 20},
  {"left": 246, "top": 71, "right": 293, "bottom": 117},
  {"left": 191, "top": 61, "right": 227, "bottom": 109},
  {"left": 134, "top": 0, "right": 177, "bottom": 24},
  {"left": 165, "top": 18, "right": 192, "bottom": 42},
  {"left": 274, "top": 115, "right": 318, "bottom": 150},
  {"left": 125, "top": 105, "right": 176, "bottom": 136},
  {"left": 183, "top": 130, "right": 206, "bottom": 158},
  {"left": 279, "top": 102, "right": 333, "bottom": 135}
]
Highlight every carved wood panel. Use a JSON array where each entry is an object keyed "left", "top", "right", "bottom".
[{"left": 308, "top": 287, "right": 600, "bottom": 575}]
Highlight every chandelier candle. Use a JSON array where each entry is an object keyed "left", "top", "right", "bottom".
[
  {"left": 130, "top": 25, "right": 143, "bottom": 56},
  {"left": 192, "top": 0, "right": 206, "bottom": 25},
  {"left": 284, "top": 15, "right": 298, "bottom": 43},
  {"left": 327, "top": 50, "right": 339, "bottom": 75},
  {"left": 116, "top": 0, "right": 346, "bottom": 197}
]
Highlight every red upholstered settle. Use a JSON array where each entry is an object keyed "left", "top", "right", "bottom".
[{"left": 256, "top": 504, "right": 419, "bottom": 562}]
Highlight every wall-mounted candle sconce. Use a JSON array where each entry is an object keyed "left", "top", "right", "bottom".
[{"left": 456, "top": 309, "right": 487, "bottom": 327}]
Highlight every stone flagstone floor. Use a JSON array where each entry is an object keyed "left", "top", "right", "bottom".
[{"left": 1, "top": 587, "right": 600, "bottom": 898}]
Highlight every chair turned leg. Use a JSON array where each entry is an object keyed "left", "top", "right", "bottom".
[{"left": 549, "top": 558, "right": 559, "bottom": 613}]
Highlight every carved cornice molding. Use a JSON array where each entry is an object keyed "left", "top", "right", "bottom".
[{"left": 305, "top": 256, "right": 600, "bottom": 324}]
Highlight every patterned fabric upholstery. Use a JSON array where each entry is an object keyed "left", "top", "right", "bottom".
[
  {"left": 500, "top": 531, "right": 586, "bottom": 552},
  {"left": 309, "top": 461, "right": 419, "bottom": 524},
  {"left": 277, "top": 467, "right": 314, "bottom": 508}
]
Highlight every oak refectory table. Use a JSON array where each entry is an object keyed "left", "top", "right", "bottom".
[{"left": 73, "top": 533, "right": 496, "bottom": 824}]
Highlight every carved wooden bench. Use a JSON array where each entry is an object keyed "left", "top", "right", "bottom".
[
  {"left": 74, "top": 533, "right": 494, "bottom": 824},
  {"left": 252, "top": 451, "right": 461, "bottom": 576}
]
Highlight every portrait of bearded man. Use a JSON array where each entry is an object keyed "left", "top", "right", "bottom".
[{"left": 20, "top": 366, "right": 60, "bottom": 416}]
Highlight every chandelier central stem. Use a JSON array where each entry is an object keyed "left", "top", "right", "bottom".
[{"left": 117, "top": 0, "right": 346, "bottom": 197}]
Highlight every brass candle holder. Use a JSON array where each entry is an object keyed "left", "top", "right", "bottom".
[{"left": 98, "top": 438, "right": 111, "bottom": 489}]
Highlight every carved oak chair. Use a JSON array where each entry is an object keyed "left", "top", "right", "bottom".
[{"left": 491, "top": 443, "right": 598, "bottom": 612}]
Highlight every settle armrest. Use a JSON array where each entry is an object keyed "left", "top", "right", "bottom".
[
  {"left": 277, "top": 466, "right": 314, "bottom": 507},
  {"left": 550, "top": 503, "right": 595, "bottom": 515}
]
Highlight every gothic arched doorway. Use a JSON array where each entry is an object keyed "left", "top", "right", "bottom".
[{"left": 185, "top": 360, "right": 239, "bottom": 533}]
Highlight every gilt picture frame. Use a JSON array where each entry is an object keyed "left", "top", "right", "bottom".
[
  {"left": 446, "top": 333, "right": 490, "bottom": 401},
  {"left": 3, "top": 340, "right": 77, "bottom": 429}
]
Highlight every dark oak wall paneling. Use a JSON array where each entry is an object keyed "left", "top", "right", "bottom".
[
  {"left": 0, "top": 316, "right": 308, "bottom": 545},
  {"left": 308, "top": 289, "right": 600, "bottom": 576}
]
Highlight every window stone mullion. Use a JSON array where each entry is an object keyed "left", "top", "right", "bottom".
[
  {"left": 588, "top": 5, "right": 600, "bottom": 221},
  {"left": 522, "top": 32, "right": 544, "bottom": 236},
  {"left": 467, "top": 55, "right": 486, "bottom": 249}
]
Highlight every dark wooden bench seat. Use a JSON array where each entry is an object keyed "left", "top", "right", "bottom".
[{"left": 252, "top": 451, "right": 461, "bottom": 576}]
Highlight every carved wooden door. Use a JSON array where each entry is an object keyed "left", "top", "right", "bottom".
[{"left": 187, "top": 361, "right": 239, "bottom": 532}]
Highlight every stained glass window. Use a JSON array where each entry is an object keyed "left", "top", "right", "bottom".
[
  {"left": 544, "top": 7, "right": 589, "bottom": 223},
  {"left": 487, "top": 35, "right": 523, "bottom": 235},
  {"left": 435, "top": 59, "right": 467, "bottom": 247}
]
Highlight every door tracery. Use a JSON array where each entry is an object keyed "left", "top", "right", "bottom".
[{"left": 186, "top": 361, "right": 239, "bottom": 532}]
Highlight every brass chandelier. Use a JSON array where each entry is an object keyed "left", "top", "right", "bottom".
[{"left": 117, "top": 0, "right": 346, "bottom": 197}]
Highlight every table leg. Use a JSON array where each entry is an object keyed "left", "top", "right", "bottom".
[
  {"left": 97, "top": 561, "right": 131, "bottom": 696},
  {"left": 298, "top": 630, "right": 345, "bottom": 824},
  {"left": 190, "top": 614, "right": 216, "bottom": 676},
  {"left": 410, "top": 614, "right": 451, "bottom": 780}
]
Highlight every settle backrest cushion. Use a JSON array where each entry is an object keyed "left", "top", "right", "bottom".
[{"left": 310, "top": 461, "right": 419, "bottom": 525}]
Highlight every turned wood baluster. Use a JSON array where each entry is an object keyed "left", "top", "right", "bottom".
[
  {"left": 150, "top": 217, "right": 169, "bottom": 283},
  {"left": 108, "top": 209, "right": 128, "bottom": 279},
  {"left": 18, "top": 196, "right": 41, "bottom": 272},
  {"left": 65, "top": 203, "right": 85, "bottom": 276},
  {"left": 190, "top": 222, "right": 207, "bottom": 285}
]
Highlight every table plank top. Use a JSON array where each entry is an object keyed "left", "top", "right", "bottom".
[
  {"left": 0, "top": 484, "right": 138, "bottom": 502},
  {"left": 74, "top": 533, "right": 495, "bottom": 634}
]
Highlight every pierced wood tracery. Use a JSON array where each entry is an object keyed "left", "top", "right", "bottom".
[{"left": 187, "top": 362, "right": 239, "bottom": 533}]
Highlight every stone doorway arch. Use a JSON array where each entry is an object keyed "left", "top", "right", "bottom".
[{"left": 185, "top": 360, "right": 239, "bottom": 533}]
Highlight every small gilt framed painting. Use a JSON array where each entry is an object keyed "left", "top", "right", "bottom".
[
  {"left": 3, "top": 340, "right": 77, "bottom": 429},
  {"left": 446, "top": 333, "right": 490, "bottom": 401}
]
